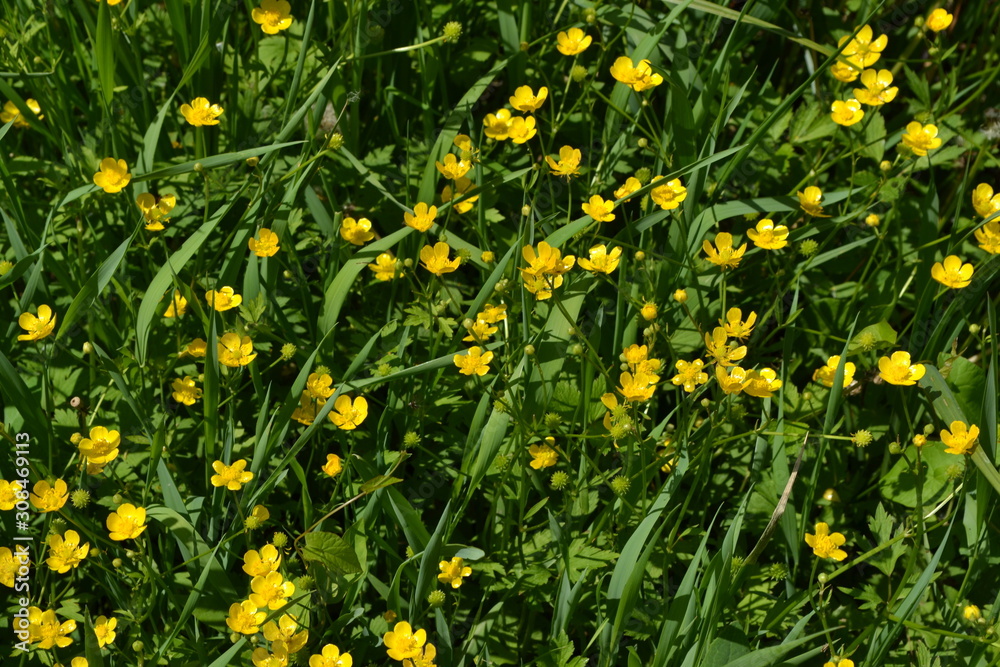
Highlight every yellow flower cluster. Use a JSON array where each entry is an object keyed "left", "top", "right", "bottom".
[
  {"left": 384, "top": 621, "right": 439, "bottom": 667},
  {"left": 520, "top": 240, "right": 575, "bottom": 300},
  {"left": 291, "top": 372, "right": 370, "bottom": 431}
]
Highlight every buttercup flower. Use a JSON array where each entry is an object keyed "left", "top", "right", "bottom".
[
  {"left": 45, "top": 530, "right": 90, "bottom": 573},
  {"left": 309, "top": 644, "right": 353, "bottom": 667},
  {"left": 328, "top": 395, "right": 368, "bottom": 430},
  {"left": 254, "top": 642, "right": 289, "bottom": 667},
  {"left": 291, "top": 392, "right": 320, "bottom": 425},
  {"left": 252, "top": 0, "right": 293, "bottom": 34},
  {"left": 164, "top": 290, "right": 187, "bottom": 318},
  {"left": 716, "top": 366, "right": 751, "bottom": 395},
  {"left": 26, "top": 607, "right": 76, "bottom": 649},
  {"left": 901, "top": 121, "right": 943, "bottom": 156},
  {"left": 744, "top": 368, "right": 783, "bottom": 398},
  {"left": 0, "top": 480, "right": 23, "bottom": 511},
  {"left": 306, "top": 372, "right": 334, "bottom": 400},
  {"left": 926, "top": 8, "right": 953, "bottom": 31},
  {"left": 931, "top": 255, "right": 974, "bottom": 289},
  {"left": 545, "top": 145, "right": 582, "bottom": 177},
  {"left": 974, "top": 222, "right": 1000, "bottom": 255},
  {"left": 529, "top": 439, "right": 559, "bottom": 469},
  {"left": 617, "top": 371, "right": 659, "bottom": 403},
  {"left": 368, "top": 251, "right": 401, "bottom": 280},
  {"left": 877, "top": 351, "right": 925, "bottom": 386},
  {"left": 509, "top": 85, "right": 548, "bottom": 113},
  {"left": 420, "top": 242, "right": 461, "bottom": 275},
  {"left": 180, "top": 97, "right": 224, "bottom": 126},
  {"left": 746, "top": 218, "right": 789, "bottom": 249},
  {"left": 507, "top": 116, "right": 537, "bottom": 144},
  {"left": 972, "top": 184, "right": 1000, "bottom": 219},
  {"left": 227, "top": 600, "right": 266, "bottom": 635},
  {"left": 93, "top": 158, "right": 131, "bottom": 193},
  {"left": 650, "top": 177, "right": 687, "bottom": 210},
  {"left": 404, "top": 202, "right": 438, "bottom": 232},
  {"left": 249, "top": 228, "right": 280, "bottom": 257},
  {"left": 322, "top": 453, "right": 343, "bottom": 478},
  {"left": 839, "top": 25, "right": 887, "bottom": 68},
  {"left": 180, "top": 338, "right": 207, "bottom": 358},
  {"left": 830, "top": 58, "right": 863, "bottom": 83},
  {"left": 813, "top": 355, "right": 856, "bottom": 388},
  {"left": 442, "top": 177, "right": 478, "bottom": 213},
  {"left": 18, "top": 304, "right": 56, "bottom": 341},
  {"left": 211, "top": 459, "right": 254, "bottom": 491},
  {"left": 435, "top": 153, "right": 471, "bottom": 180},
  {"left": 941, "top": 420, "right": 979, "bottom": 456},
  {"left": 250, "top": 571, "right": 295, "bottom": 610},
  {"left": 438, "top": 556, "right": 473, "bottom": 588},
  {"left": 94, "top": 615, "right": 117, "bottom": 648},
  {"left": 831, "top": 98, "right": 864, "bottom": 126},
  {"left": 454, "top": 346, "right": 494, "bottom": 376},
  {"left": 720, "top": 308, "right": 756, "bottom": 339},
  {"left": 30, "top": 479, "right": 68, "bottom": 512},
  {"left": 853, "top": 69, "right": 898, "bottom": 106},
  {"left": 106, "top": 503, "right": 147, "bottom": 541},
  {"left": 556, "top": 27, "right": 592, "bottom": 56},
  {"left": 797, "top": 186, "right": 828, "bottom": 217},
  {"left": 671, "top": 359, "right": 708, "bottom": 393},
  {"left": 78, "top": 426, "right": 121, "bottom": 468},
  {"left": 340, "top": 217, "right": 375, "bottom": 245},
  {"left": 264, "top": 614, "right": 309, "bottom": 654},
  {"left": 577, "top": 244, "right": 622, "bottom": 274},
  {"left": 614, "top": 177, "right": 642, "bottom": 201},
  {"left": 483, "top": 109, "right": 513, "bottom": 140},
  {"left": 218, "top": 333, "right": 257, "bottom": 367},
  {"left": 704, "top": 327, "right": 747, "bottom": 367},
  {"left": 804, "top": 522, "right": 848, "bottom": 561},
  {"left": 171, "top": 376, "right": 202, "bottom": 405},
  {"left": 581, "top": 195, "right": 615, "bottom": 222},
  {"left": 244, "top": 544, "right": 282, "bottom": 576},
  {"left": 384, "top": 622, "right": 427, "bottom": 662},
  {"left": 1, "top": 98, "right": 43, "bottom": 128},
  {"left": 702, "top": 232, "right": 747, "bottom": 270},
  {"left": 610, "top": 56, "right": 663, "bottom": 91},
  {"left": 206, "top": 286, "right": 242, "bottom": 312},
  {"left": 136, "top": 193, "right": 176, "bottom": 231}
]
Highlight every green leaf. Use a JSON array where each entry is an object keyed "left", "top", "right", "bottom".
[
  {"left": 302, "top": 531, "right": 363, "bottom": 575},
  {"left": 96, "top": 1, "right": 115, "bottom": 106},
  {"left": 879, "top": 441, "right": 956, "bottom": 508},
  {"left": 847, "top": 320, "right": 897, "bottom": 355},
  {"left": 860, "top": 111, "right": 886, "bottom": 162},
  {"left": 57, "top": 228, "right": 137, "bottom": 339},
  {"left": 360, "top": 475, "right": 403, "bottom": 494}
]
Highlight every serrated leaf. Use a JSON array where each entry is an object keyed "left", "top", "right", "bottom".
[{"left": 302, "top": 531, "right": 363, "bottom": 575}]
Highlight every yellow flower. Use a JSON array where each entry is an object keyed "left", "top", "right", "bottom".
[
  {"left": 746, "top": 218, "right": 789, "bottom": 249},
  {"left": 249, "top": 228, "right": 280, "bottom": 257},
  {"left": 617, "top": 371, "right": 659, "bottom": 403},
  {"left": 441, "top": 177, "right": 478, "bottom": 213},
  {"left": 804, "top": 522, "right": 848, "bottom": 561},
  {"left": 227, "top": 600, "right": 266, "bottom": 635},
  {"left": 702, "top": 232, "right": 747, "bottom": 270},
  {"left": 243, "top": 544, "right": 282, "bottom": 576},
  {"left": 670, "top": 359, "right": 708, "bottom": 393},
  {"left": 507, "top": 116, "right": 537, "bottom": 144},
  {"left": 522, "top": 242, "right": 575, "bottom": 276},
  {"left": 291, "top": 392, "right": 319, "bottom": 425},
  {"left": 744, "top": 368, "right": 783, "bottom": 398},
  {"left": 211, "top": 459, "right": 254, "bottom": 490},
  {"left": 823, "top": 660, "right": 854, "bottom": 667},
  {"left": 136, "top": 193, "right": 176, "bottom": 231},
  {"left": 384, "top": 622, "right": 427, "bottom": 661},
  {"left": 78, "top": 425, "right": 120, "bottom": 467},
  {"left": 309, "top": 644, "right": 353, "bottom": 667},
  {"left": 180, "top": 97, "right": 224, "bottom": 126},
  {"left": 106, "top": 503, "right": 147, "bottom": 541},
  {"left": 839, "top": 25, "right": 887, "bottom": 68},
  {"left": 30, "top": 479, "right": 68, "bottom": 513},
  {"left": 0, "top": 480, "right": 23, "bottom": 511},
  {"left": 250, "top": 571, "right": 295, "bottom": 610},
  {"left": 830, "top": 98, "right": 865, "bottom": 126},
  {"left": 940, "top": 420, "right": 979, "bottom": 456},
  {"left": 556, "top": 27, "right": 592, "bottom": 56},
  {"left": 420, "top": 242, "right": 461, "bottom": 275},
  {"left": 435, "top": 153, "right": 471, "bottom": 180},
  {"left": 509, "top": 85, "right": 548, "bottom": 113},
  {"left": 673, "top": 288, "right": 688, "bottom": 303},
  {"left": 368, "top": 251, "right": 401, "bottom": 280},
  {"left": 27, "top": 607, "right": 77, "bottom": 649},
  {"left": 264, "top": 614, "right": 309, "bottom": 654},
  {"left": 322, "top": 454, "right": 343, "bottom": 478},
  {"left": 577, "top": 244, "right": 622, "bottom": 274},
  {"left": 650, "top": 177, "right": 687, "bottom": 210},
  {"left": 581, "top": 195, "right": 615, "bottom": 222},
  {"left": 340, "top": 217, "right": 375, "bottom": 245},
  {"left": 463, "top": 319, "right": 498, "bottom": 343},
  {"left": 830, "top": 58, "right": 863, "bottom": 83},
  {"left": 45, "top": 530, "right": 90, "bottom": 573},
  {"left": 17, "top": 304, "right": 56, "bottom": 341},
  {"left": 328, "top": 395, "right": 369, "bottom": 430},
  {"left": 715, "top": 366, "right": 751, "bottom": 395},
  {"left": 853, "top": 69, "right": 898, "bottom": 106},
  {"left": 641, "top": 301, "right": 658, "bottom": 320},
  {"left": 963, "top": 605, "right": 982, "bottom": 622},
  {"left": 254, "top": 642, "right": 290, "bottom": 667},
  {"left": 901, "top": 121, "right": 943, "bottom": 156},
  {"left": 877, "top": 351, "right": 926, "bottom": 386},
  {"left": 171, "top": 376, "right": 202, "bottom": 405},
  {"left": 404, "top": 202, "right": 438, "bottom": 232},
  {"left": 180, "top": 337, "right": 208, "bottom": 358},
  {"left": 720, "top": 308, "right": 757, "bottom": 339},
  {"left": 926, "top": 8, "right": 953, "bottom": 31},
  {"left": 797, "top": 186, "right": 828, "bottom": 217},
  {"left": 545, "top": 145, "right": 582, "bottom": 177},
  {"left": 974, "top": 221, "right": 1000, "bottom": 255},
  {"left": 972, "top": 183, "right": 1000, "bottom": 219},
  {"left": 218, "top": 333, "right": 257, "bottom": 367},
  {"left": 306, "top": 372, "right": 334, "bottom": 400},
  {"left": 93, "top": 157, "right": 131, "bottom": 194},
  {"left": 94, "top": 616, "right": 117, "bottom": 648},
  {"left": 0, "top": 98, "right": 43, "bottom": 128},
  {"left": 480, "top": 303, "right": 508, "bottom": 323},
  {"left": 252, "top": 0, "right": 293, "bottom": 34},
  {"left": 162, "top": 290, "right": 187, "bottom": 318},
  {"left": 931, "top": 255, "right": 974, "bottom": 289},
  {"left": 614, "top": 177, "right": 642, "bottom": 201},
  {"left": 205, "top": 286, "right": 242, "bottom": 312},
  {"left": 704, "top": 327, "right": 747, "bottom": 367},
  {"left": 528, "top": 438, "right": 559, "bottom": 469},
  {"left": 813, "top": 355, "right": 856, "bottom": 388},
  {"left": 483, "top": 109, "right": 513, "bottom": 139},
  {"left": 454, "top": 346, "right": 494, "bottom": 376},
  {"left": 609, "top": 56, "right": 663, "bottom": 91},
  {"left": 438, "top": 556, "right": 473, "bottom": 588}
]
